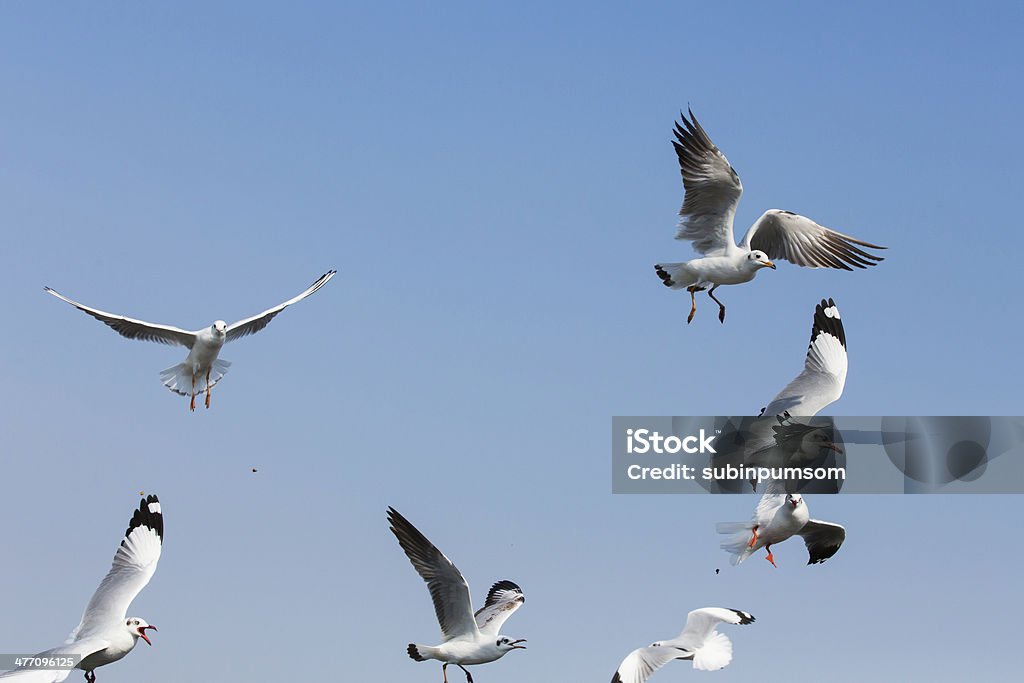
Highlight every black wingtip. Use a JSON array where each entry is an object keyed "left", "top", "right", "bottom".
[
  {"left": 484, "top": 580, "right": 524, "bottom": 607},
  {"left": 125, "top": 494, "right": 163, "bottom": 542},
  {"left": 611, "top": 673, "right": 623, "bottom": 683},
  {"left": 810, "top": 297, "right": 846, "bottom": 350},
  {"left": 728, "top": 608, "right": 756, "bottom": 625}
]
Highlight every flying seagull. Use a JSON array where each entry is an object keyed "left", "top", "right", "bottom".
[
  {"left": 0, "top": 496, "right": 163, "bottom": 682},
  {"left": 761, "top": 298, "right": 848, "bottom": 418},
  {"left": 655, "top": 109, "right": 885, "bottom": 323},
  {"left": 610, "top": 607, "right": 754, "bottom": 682},
  {"left": 717, "top": 487, "right": 845, "bottom": 567},
  {"left": 388, "top": 507, "right": 526, "bottom": 683},
  {"left": 44, "top": 270, "right": 336, "bottom": 410},
  {"left": 741, "top": 298, "right": 848, "bottom": 483}
]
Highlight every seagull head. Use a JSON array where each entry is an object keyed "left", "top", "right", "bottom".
[
  {"left": 747, "top": 250, "right": 776, "bottom": 270},
  {"left": 212, "top": 320, "right": 227, "bottom": 336},
  {"left": 809, "top": 430, "right": 843, "bottom": 454},
  {"left": 495, "top": 636, "right": 527, "bottom": 653},
  {"left": 126, "top": 617, "right": 157, "bottom": 646},
  {"left": 785, "top": 493, "right": 804, "bottom": 509}
]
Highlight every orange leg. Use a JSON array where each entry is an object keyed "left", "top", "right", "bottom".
[
  {"left": 765, "top": 544, "right": 777, "bottom": 568},
  {"left": 687, "top": 286, "right": 698, "bottom": 324},
  {"left": 189, "top": 374, "right": 196, "bottom": 412},
  {"left": 205, "top": 368, "right": 211, "bottom": 409},
  {"left": 748, "top": 526, "right": 759, "bottom": 548}
]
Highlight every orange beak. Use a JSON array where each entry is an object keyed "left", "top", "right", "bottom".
[
  {"left": 764, "top": 261, "right": 777, "bottom": 270},
  {"left": 138, "top": 625, "right": 157, "bottom": 646}
]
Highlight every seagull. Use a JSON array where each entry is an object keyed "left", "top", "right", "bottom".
[
  {"left": 761, "top": 298, "right": 848, "bottom": 418},
  {"left": 387, "top": 507, "right": 526, "bottom": 683},
  {"left": 44, "top": 270, "right": 335, "bottom": 410},
  {"left": 717, "top": 487, "right": 845, "bottom": 567},
  {"left": 654, "top": 109, "right": 885, "bottom": 323},
  {"left": 0, "top": 496, "right": 162, "bottom": 682},
  {"left": 741, "top": 298, "right": 848, "bottom": 483},
  {"left": 610, "top": 607, "right": 755, "bottom": 682}
]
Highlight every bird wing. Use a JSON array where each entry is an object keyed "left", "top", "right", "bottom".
[
  {"left": 44, "top": 288, "right": 195, "bottom": 348},
  {"left": 675, "top": 607, "right": 755, "bottom": 649},
  {"left": 0, "top": 639, "right": 109, "bottom": 682},
  {"left": 798, "top": 519, "right": 846, "bottom": 564},
  {"left": 387, "top": 507, "right": 478, "bottom": 641},
  {"left": 610, "top": 646, "right": 691, "bottom": 683},
  {"left": 740, "top": 209, "right": 885, "bottom": 269},
  {"left": 473, "top": 580, "right": 525, "bottom": 636},
  {"left": 671, "top": 109, "right": 743, "bottom": 256},
  {"left": 224, "top": 270, "right": 335, "bottom": 343},
  {"left": 66, "top": 496, "right": 163, "bottom": 643},
  {"left": 763, "top": 298, "right": 848, "bottom": 417}
]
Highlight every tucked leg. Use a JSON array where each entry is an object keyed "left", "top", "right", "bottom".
[
  {"left": 748, "top": 525, "right": 759, "bottom": 548},
  {"left": 189, "top": 373, "right": 196, "bottom": 412},
  {"left": 457, "top": 664, "right": 474, "bottom": 683},
  {"left": 708, "top": 285, "right": 726, "bottom": 323},
  {"left": 205, "top": 368, "right": 211, "bottom": 409}
]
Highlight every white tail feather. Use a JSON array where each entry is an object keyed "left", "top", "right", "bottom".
[
  {"left": 716, "top": 522, "right": 756, "bottom": 565},
  {"left": 159, "top": 359, "right": 231, "bottom": 396},
  {"left": 654, "top": 262, "right": 697, "bottom": 289},
  {"left": 692, "top": 631, "right": 733, "bottom": 671}
]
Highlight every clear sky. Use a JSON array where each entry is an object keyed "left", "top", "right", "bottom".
[{"left": 1, "top": 1, "right": 1022, "bottom": 681}]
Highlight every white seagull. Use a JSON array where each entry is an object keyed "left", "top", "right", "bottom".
[
  {"left": 388, "top": 507, "right": 526, "bottom": 683},
  {"left": 741, "top": 298, "right": 848, "bottom": 477},
  {"left": 0, "top": 496, "right": 163, "bottom": 682},
  {"left": 610, "top": 607, "right": 755, "bottom": 682},
  {"left": 717, "top": 488, "right": 845, "bottom": 567},
  {"left": 761, "top": 297, "right": 848, "bottom": 418},
  {"left": 44, "top": 270, "right": 336, "bottom": 410},
  {"left": 655, "top": 109, "right": 885, "bottom": 323}
]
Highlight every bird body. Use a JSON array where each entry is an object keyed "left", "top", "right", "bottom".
[
  {"left": 0, "top": 496, "right": 162, "bottom": 682},
  {"left": 610, "top": 607, "right": 754, "bottom": 682},
  {"left": 44, "top": 270, "right": 335, "bottom": 410},
  {"left": 656, "top": 109, "right": 885, "bottom": 323},
  {"left": 717, "top": 491, "right": 845, "bottom": 566},
  {"left": 388, "top": 508, "right": 526, "bottom": 683}
]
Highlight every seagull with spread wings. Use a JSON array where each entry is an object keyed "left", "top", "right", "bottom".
[
  {"left": 611, "top": 607, "right": 754, "bottom": 682},
  {"left": 44, "top": 270, "right": 335, "bottom": 410},
  {"left": 388, "top": 507, "right": 526, "bottom": 683},
  {"left": 655, "top": 109, "right": 885, "bottom": 323},
  {"left": 0, "top": 496, "right": 163, "bottom": 682},
  {"left": 717, "top": 487, "right": 845, "bottom": 567}
]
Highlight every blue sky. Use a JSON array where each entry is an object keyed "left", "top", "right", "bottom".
[{"left": 1, "top": 1, "right": 1022, "bottom": 681}]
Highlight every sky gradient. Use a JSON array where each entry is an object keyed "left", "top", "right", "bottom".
[{"left": 2, "top": 2, "right": 1022, "bottom": 681}]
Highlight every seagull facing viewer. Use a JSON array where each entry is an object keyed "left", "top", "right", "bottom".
[{"left": 44, "top": 270, "right": 335, "bottom": 410}]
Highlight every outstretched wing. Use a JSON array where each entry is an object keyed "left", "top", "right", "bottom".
[
  {"left": 67, "top": 496, "right": 163, "bottom": 643},
  {"left": 611, "top": 645, "right": 690, "bottom": 683},
  {"left": 740, "top": 209, "right": 885, "bottom": 270},
  {"left": 387, "top": 507, "right": 478, "bottom": 641},
  {"left": 798, "top": 519, "right": 846, "bottom": 564},
  {"left": 44, "top": 288, "right": 195, "bottom": 348},
  {"left": 474, "top": 580, "right": 525, "bottom": 635},
  {"left": 224, "top": 270, "right": 335, "bottom": 342},
  {"left": 763, "top": 298, "right": 848, "bottom": 417},
  {"left": 671, "top": 109, "right": 743, "bottom": 256}
]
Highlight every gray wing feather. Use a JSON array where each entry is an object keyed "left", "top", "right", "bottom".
[
  {"left": 741, "top": 210, "right": 885, "bottom": 270},
  {"left": 224, "top": 270, "right": 335, "bottom": 342}
]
